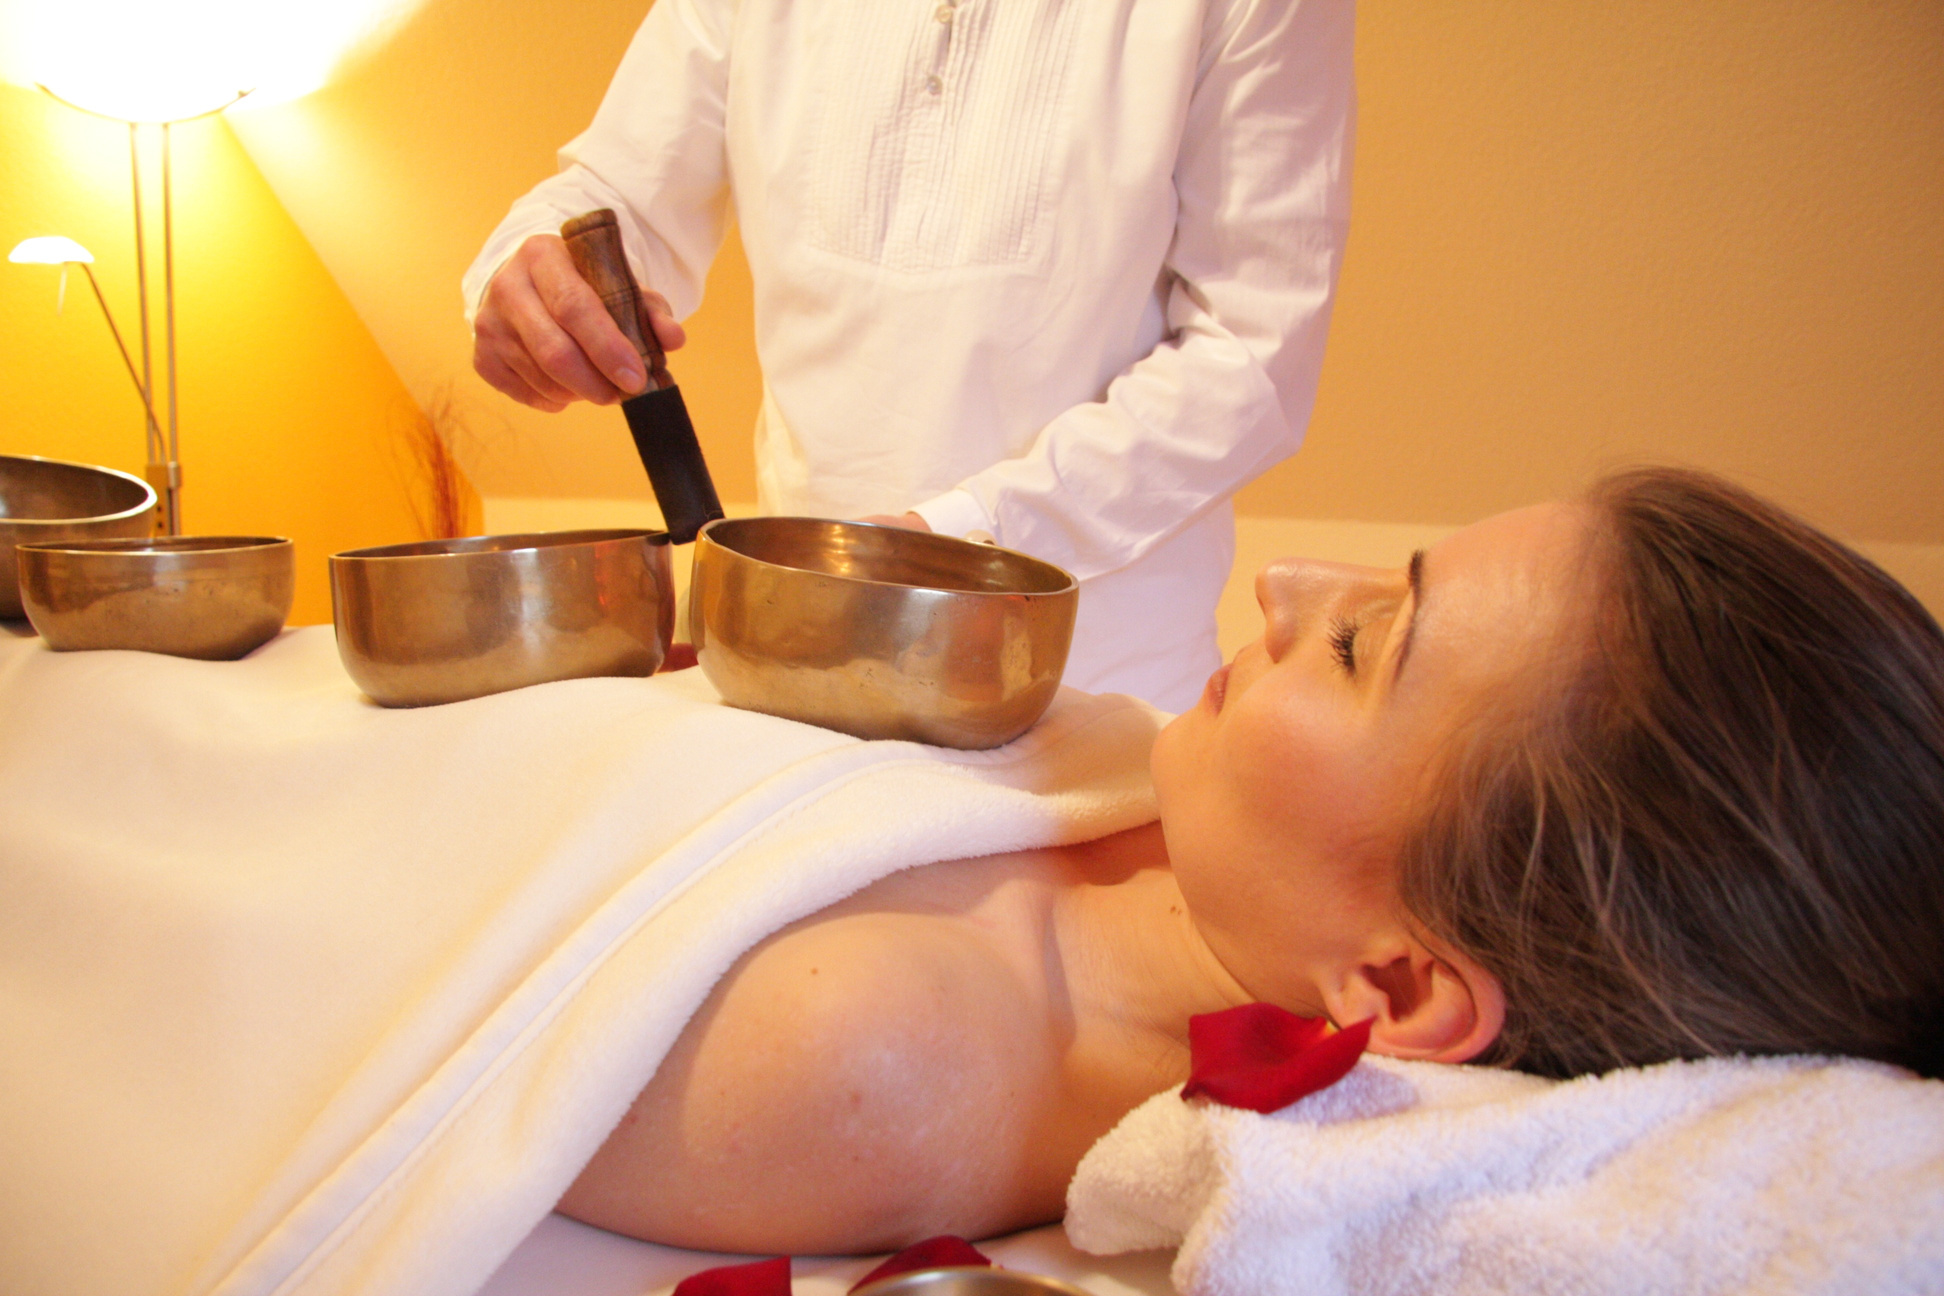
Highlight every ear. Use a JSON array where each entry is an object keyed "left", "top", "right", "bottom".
[{"left": 1319, "top": 934, "right": 1505, "bottom": 1064}]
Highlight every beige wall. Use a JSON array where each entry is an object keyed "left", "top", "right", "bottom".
[
  {"left": 1242, "top": 1, "right": 1944, "bottom": 541},
  {"left": 228, "top": 0, "right": 1942, "bottom": 555}
]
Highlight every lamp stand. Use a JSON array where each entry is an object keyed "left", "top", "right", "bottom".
[{"left": 127, "top": 119, "right": 183, "bottom": 534}]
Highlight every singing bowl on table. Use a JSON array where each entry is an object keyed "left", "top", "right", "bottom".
[
  {"left": 0, "top": 453, "right": 158, "bottom": 618},
  {"left": 689, "top": 517, "right": 1078, "bottom": 749},
  {"left": 330, "top": 529, "right": 674, "bottom": 707},
  {"left": 17, "top": 535, "right": 294, "bottom": 660}
]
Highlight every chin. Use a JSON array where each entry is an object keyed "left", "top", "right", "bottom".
[{"left": 1147, "top": 714, "right": 1187, "bottom": 807}]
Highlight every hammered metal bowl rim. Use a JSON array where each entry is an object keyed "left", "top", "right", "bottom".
[
  {"left": 849, "top": 1266, "right": 1096, "bottom": 1296},
  {"left": 16, "top": 535, "right": 291, "bottom": 557},
  {"left": 0, "top": 453, "right": 157, "bottom": 525},
  {"left": 331, "top": 528, "right": 670, "bottom": 563},
  {"left": 698, "top": 517, "right": 1078, "bottom": 598}
]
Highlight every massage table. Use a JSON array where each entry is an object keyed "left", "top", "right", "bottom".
[{"left": 4, "top": 624, "right": 1938, "bottom": 1296}]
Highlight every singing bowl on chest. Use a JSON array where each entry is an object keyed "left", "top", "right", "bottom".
[
  {"left": 0, "top": 454, "right": 158, "bottom": 619},
  {"left": 330, "top": 529, "right": 675, "bottom": 707},
  {"left": 689, "top": 517, "right": 1078, "bottom": 749}
]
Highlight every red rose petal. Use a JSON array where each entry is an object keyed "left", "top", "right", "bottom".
[
  {"left": 849, "top": 1236, "right": 993, "bottom": 1292},
  {"left": 673, "top": 1255, "right": 790, "bottom": 1296},
  {"left": 660, "top": 642, "right": 699, "bottom": 672},
  {"left": 1182, "top": 1003, "right": 1373, "bottom": 1113}
]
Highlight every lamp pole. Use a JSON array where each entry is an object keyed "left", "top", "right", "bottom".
[
  {"left": 124, "top": 118, "right": 175, "bottom": 531},
  {"left": 157, "top": 118, "right": 183, "bottom": 534}
]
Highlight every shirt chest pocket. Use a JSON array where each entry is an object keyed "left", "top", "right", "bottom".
[{"left": 797, "top": 0, "right": 1083, "bottom": 273}]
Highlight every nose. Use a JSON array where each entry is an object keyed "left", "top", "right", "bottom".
[{"left": 1255, "top": 557, "right": 1392, "bottom": 661}]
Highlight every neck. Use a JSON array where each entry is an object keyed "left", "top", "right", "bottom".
[{"left": 1051, "top": 823, "right": 1256, "bottom": 1050}]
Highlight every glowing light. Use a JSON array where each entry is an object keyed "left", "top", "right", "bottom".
[
  {"left": 0, "top": 0, "right": 425, "bottom": 123},
  {"left": 9, "top": 235, "right": 95, "bottom": 265}
]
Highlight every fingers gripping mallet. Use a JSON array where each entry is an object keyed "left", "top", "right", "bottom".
[{"left": 560, "top": 209, "right": 725, "bottom": 544}]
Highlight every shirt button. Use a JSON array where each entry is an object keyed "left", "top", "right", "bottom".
[
  {"left": 935, "top": 4, "right": 954, "bottom": 21},
  {"left": 925, "top": 73, "right": 943, "bottom": 94}
]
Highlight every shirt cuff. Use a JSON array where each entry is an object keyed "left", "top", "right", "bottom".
[{"left": 910, "top": 489, "right": 997, "bottom": 543}]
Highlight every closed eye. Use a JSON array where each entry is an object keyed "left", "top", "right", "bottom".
[{"left": 1329, "top": 615, "right": 1360, "bottom": 676}]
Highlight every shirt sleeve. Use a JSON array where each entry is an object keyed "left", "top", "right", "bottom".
[
  {"left": 460, "top": 0, "right": 738, "bottom": 325},
  {"left": 913, "top": 0, "right": 1354, "bottom": 581}
]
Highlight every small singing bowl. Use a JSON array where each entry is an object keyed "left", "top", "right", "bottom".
[
  {"left": 853, "top": 1269, "right": 1094, "bottom": 1296},
  {"left": 16, "top": 535, "right": 294, "bottom": 660},
  {"left": 330, "top": 529, "right": 674, "bottom": 707},
  {"left": 0, "top": 453, "right": 158, "bottom": 619},
  {"left": 690, "top": 518, "right": 1078, "bottom": 749}
]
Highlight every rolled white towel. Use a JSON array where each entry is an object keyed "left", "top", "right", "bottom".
[{"left": 1066, "top": 1053, "right": 1944, "bottom": 1296}]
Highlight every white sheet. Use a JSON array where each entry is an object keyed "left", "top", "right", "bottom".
[{"left": 0, "top": 626, "right": 1162, "bottom": 1296}]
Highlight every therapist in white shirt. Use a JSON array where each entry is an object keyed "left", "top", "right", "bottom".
[{"left": 466, "top": 0, "right": 1354, "bottom": 712}]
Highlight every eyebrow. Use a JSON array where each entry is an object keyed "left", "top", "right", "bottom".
[{"left": 1393, "top": 548, "right": 1426, "bottom": 684}]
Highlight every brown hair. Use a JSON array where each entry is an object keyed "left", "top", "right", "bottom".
[{"left": 1401, "top": 467, "right": 1944, "bottom": 1078}]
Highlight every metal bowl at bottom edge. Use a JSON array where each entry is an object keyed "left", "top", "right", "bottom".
[
  {"left": 17, "top": 536, "right": 294, "bottom": 660},
  {"left": 852, "top": 1267, "right": 1097, "bottom": 1296},
  {"left": 0, "top": 454, "right": 159, "bottom": 618},
  {"left": 329, "top": 529, "right": 674, "bottom": 707}
]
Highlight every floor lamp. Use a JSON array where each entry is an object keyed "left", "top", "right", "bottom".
[{"left": 23, "top": 88, "right": 250, "bottom": 535}]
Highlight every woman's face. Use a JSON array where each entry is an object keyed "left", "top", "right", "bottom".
[{"left": 1151, "top": 501, "right": 1597, "bottom": 1015}]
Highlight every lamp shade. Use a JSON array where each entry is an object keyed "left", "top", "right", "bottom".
[
  {"left": 4, "top": 0, "right": 427, "bottom": 123},
  {"left": 28, "top": 0, "right": 252, "bottom": 123},
  {"left": 9, "top": 236, "right": 95, "bottom": 265}
]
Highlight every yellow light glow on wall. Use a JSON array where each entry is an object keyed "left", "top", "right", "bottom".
[{"left": 0, "top": 0, "right": 424, "bottom": 122}]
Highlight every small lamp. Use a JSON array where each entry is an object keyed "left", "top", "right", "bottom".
[{"left": 10, "top": 235, "right": 172, "bottom": 526}]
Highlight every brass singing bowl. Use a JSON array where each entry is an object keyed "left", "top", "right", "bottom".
[
  {"left": 690, "top": 518, "right": 1078, "bottom": 749},
  {"left": 852, "top": 1268, "right": 1095, "bottom": 1296},
  {"left": 330, "top": 529, "right": 674, "bottom": 707},
  {"left": 0, "top": 454, "right": 158, "bottom": 619},
  {"left": 17, "top": 535, "right": 294, "bottom": 660}
]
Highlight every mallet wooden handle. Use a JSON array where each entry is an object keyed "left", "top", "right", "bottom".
[{"left": 560, "top": 209, "right": 673, "bottom": 391}]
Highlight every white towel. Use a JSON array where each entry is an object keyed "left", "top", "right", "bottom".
[
  {"left": 1065, "top": 1052, "right": 1944, "bottom": 1295},
  {"left": 0, "top": 625, "right": 1162, "bottom": 1296}
]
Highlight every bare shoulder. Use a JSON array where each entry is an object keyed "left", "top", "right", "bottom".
[{"left": 558, "top": 851, "right": 1081, "bottom": 1254}]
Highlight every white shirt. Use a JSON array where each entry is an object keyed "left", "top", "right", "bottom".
[{"left": 465, "top": 0, "right": 1354, "bottom": 711}]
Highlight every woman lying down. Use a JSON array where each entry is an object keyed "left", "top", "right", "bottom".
[
  {"left": 562, "top": 466, "right": 1944, "bottom": 1255},
  {"left": 2, "top": 465, "right": 1934, "bottom": 1296}
]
